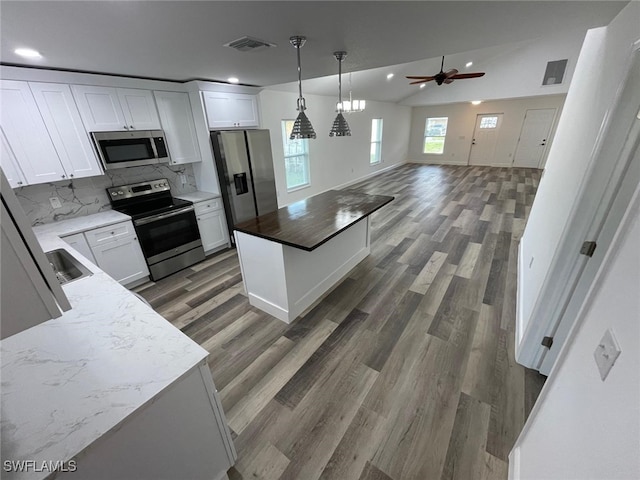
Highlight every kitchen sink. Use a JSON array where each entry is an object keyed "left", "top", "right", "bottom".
[{"left": 45, "top": 249, "right": 92, "bottom": 284}]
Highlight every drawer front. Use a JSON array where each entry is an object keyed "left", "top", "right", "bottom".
[
  {"left": 85, "top": 221, "right": 134, "bottom": 247},
  {"left": 194, "top": 198, "right": 221, "bottom": 215}
]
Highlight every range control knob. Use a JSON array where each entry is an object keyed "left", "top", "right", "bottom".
[
  {"left": 111, "top": 191, "right": 117, "bottom": 196},
  {"left": 117, "top": 190, "right": 124, "bottom": 195}
]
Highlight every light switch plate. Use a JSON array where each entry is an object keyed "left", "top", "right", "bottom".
[{"left": 593, "top": 328, "right": 621, "bottom": 381}]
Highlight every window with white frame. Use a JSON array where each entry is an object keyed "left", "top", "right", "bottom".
[
  {"left": 370, "top": 118, "right": 383, "bottom": 164},
  {"left": 423, "top": 117, "right": 448, "bottom": 154},
  {"left": 281, "top": 120, "right": 310, "bottom": 191}
]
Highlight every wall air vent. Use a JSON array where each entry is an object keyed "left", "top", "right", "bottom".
[
  {"left": 224, "top": 36, "right": 276, "bottom": 52},
  {"left": 542, "top": 59, "right": 568, "bottom": 86}
]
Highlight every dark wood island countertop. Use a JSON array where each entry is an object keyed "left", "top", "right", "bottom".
[{"left": 234, "top": 190, "right": 394, "bottom": 251}]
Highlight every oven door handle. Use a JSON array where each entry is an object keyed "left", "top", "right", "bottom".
[{"left": 134, "top": 206, "right": 195, "bottom": 226}]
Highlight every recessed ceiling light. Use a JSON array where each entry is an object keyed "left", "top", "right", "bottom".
[
  {"left": 471, "top": 100, "right": 482, "bottom": 105},
  {"left": 420, "top": 84, "right": 426, "bottom": 89},
  {"left": 386, "top": 73, "right": 394, "bottom": 80},
  {"left": 14, "top": 48, "right": 42, "bottom": 59},
  {"left": 227, "top": 77, "right": 239, "bottom": 84},
  {"left": 465, "top": 62, "right": 473, "bottom": 68}
]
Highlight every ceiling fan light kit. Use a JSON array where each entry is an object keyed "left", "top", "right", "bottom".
[
  {"left": 290, "top": 35, "right": 316, "bottom": 140},
  {"left": 407, "top": 56, "right": 485, "bottom": 86},
  {"left": 330, "top": 51, "right": 351, "bottom": 137}
]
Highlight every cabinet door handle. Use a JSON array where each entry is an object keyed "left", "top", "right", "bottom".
[
  {"left": 130, "top": 125, "right": 134, "bottom": 130},
  {"left": 110, "top": 231, "right": 115, "bottom": 235},
  {"left": 17, "top": 181, "right": 23, "bottom": 185},
  {"left": 124, "top": 125, "right": 128, "bottom": 130},
  {"left": 61, "top": 175, "right": 66, "bottom": 178},
  {"left": 70, "top": 174, "right": 74, "bottom": 178}
]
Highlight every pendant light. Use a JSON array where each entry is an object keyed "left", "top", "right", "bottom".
[
  {"left": 329, "top": 51, "right": 351, "bottom": 137},
  {"left": 289, "top": 36, "right": 316, "bottom": 140}
]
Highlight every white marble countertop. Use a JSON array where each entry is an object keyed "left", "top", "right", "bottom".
[
  {"left": 1, "top": 221, "right": 209, "bottom": 480},
  {"left": 175, "top": 191, "right": 220, "bottom": 204},
  {"left": 32, "top": 209, "right": 132, "bottom": 237}
]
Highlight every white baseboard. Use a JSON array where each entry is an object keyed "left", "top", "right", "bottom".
[
  {"left": 247, "top": 293, "right": 291, "bottom": 323},
  {"left": 281, "top": 161, "right": 406, "bottom": 207},
  {"left": 333, "top": 162, "right": 406, "bottom": 190}
]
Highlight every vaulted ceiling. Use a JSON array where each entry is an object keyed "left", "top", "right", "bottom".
[{"left": 1, "top": 1, "right": 627, "bottom": 102}]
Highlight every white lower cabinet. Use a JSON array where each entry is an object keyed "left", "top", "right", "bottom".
[
  {"left": 65, "top": 221, "right": 149, "bottom": 286},
  {"left": 56, "top": 364, "right": 236, "bottom": 480},
  {"left": 91, "top": 235, "right": 149, "bottom": 286},
  {"left": 194, "top": 199, "right": 228, "bottom": 253},
  {"left": 61, "top": 232, "right": 97, "bottom": 264},
  {"left": 198, "top": 210, "right": 228, "bottom": 252}
]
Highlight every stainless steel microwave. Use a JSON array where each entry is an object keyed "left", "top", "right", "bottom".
[{"left": 91, "top": 130, "right": 170, "bottom": 170}]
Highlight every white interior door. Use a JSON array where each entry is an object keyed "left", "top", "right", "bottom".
[
  {"left": 513, "top": 108, "right": 556, "bottom": 168},
  {"left": 468, "top": 114, "right": 503, "bottom": 166}
]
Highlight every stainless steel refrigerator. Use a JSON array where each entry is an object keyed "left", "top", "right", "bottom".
[{"left": 210, "top": 130, "right": 278, "bottom": 241}]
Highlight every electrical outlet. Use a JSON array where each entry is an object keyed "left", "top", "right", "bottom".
[
  {"left": 594, "top": 328, "right": 621, "bottom": 381},
  {"left": 49, "top": 197, "right": 62, "bottom": 209}
]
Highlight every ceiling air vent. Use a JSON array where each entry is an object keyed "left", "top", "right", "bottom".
[
  {"left": 542, "top": 59, "right": 568, "bottom": 86},
  {"left": 224, "top": 36, "right": 276, "bottom": 52}
]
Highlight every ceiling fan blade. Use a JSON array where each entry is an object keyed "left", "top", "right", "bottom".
[
  {"left": 444, "top": 78, "right": 455, "bottom": 84},
  {"left": 444, "top": 69, "right": 459, "bottom": 78},
  {"left": 406, "top": 75, "right": 435, "bottom": 80},
  {"left": 409, "top": 78, "right": 435, "bottom": 85},
  {"left": 450, "top": 72, "right": 486, "bottom": 79}
]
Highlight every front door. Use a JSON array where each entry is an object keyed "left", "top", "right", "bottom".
[
  {"left": 468, "top": 113, "right": 503, "bottom": 166},
  {"left": 513, "top": 108, "right": 556, "bottom": 168}
]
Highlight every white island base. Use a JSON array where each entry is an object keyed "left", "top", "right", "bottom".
[{"left": 234, "top": 219, "right": 370, "bottom": 323}]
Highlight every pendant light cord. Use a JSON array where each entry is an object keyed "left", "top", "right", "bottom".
[
  {"left": 338, "top": 55, "right": 342, "bottom": 106},
  {"left": 297, "top": 44, "right": 303, "bottom": 103}
]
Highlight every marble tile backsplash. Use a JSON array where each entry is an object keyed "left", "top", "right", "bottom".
[{"left": 16, "top": 164, "right": 198, "bottom": 226}]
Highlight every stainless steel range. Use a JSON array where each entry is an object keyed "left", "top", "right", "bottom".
[{"left": 108, "top": 179, "right": 205, "bottom": 281}]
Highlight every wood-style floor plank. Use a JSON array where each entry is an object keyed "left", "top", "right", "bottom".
[{"left": 135, "top": 164, "right": 547, "bottom": 480}]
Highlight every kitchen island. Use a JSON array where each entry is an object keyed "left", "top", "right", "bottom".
[{"left": 234, "top": 189, "right": 394, "bottom": 323}]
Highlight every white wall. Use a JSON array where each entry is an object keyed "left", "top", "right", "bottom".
[
  {"left": 259, "top": 90, "right": 410, "bottom": 206},
  {"left": 401, "top": 28, "right": 586, "bottom": 107},
  {"left": 518, "top": 1, "right": 640, "bottom": 340},
  {"left": 511, "top": 184, "right": 640, "bottom": 480},
  {"left": 408, "top": 95, "right": 565, "bottom": 167}
]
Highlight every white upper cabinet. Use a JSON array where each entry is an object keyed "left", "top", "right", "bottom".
[
  {"left": 0, "top": 130, "right": 27, "bottom": 188},
  {"left": 202, "top": 92, "right": 259, "bottom": 129},
  {"left": 154, "top": 91, "right": 201, "bottom": 164},
  {"left": 0, "top": 80, "right": 67, "bottom": 184},
  {"left": 117, "top": 88, "right": 161, "bottom": 130},
  {"left": 29, "top": 82, "right": 103, "bottom": 179},
  {"left": 71, "top": 85, "right": 128, "bottom": 131},
  {"left": 71, "top": 85, "right": 160, "bottom": 132}
]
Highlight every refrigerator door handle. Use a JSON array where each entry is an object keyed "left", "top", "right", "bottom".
[{"left": 234, "top": 172, "right": 249, "bottom": 195}]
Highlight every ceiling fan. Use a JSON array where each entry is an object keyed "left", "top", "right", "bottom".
[{"left": 406, "top": 56, "right": 485, "bottom": 86}]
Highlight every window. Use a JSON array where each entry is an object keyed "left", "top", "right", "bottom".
[
  {"left": 423, "top": 117, "right": 448, "bottom": 154},
  {"left": 370, "top": 118, "right": 383, "bottom": 164},
  {"left": 479, "top": 116, "right": 498, "bottom": 129},
  {"left": 281, "top": 120, "right": 310, "bottom": 191}
]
